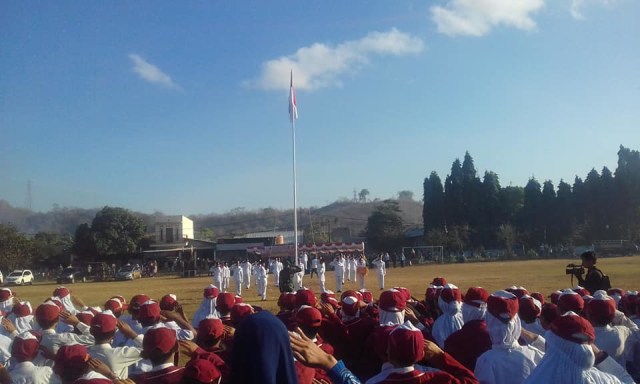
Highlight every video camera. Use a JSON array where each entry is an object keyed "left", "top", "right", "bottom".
[{"left": 565, "top": 263, "right": 585, "bottom": 275}]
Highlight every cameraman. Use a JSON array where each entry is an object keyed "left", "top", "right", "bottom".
[{"left": 574, "top": 251, "right": 609, "bottom": 294}]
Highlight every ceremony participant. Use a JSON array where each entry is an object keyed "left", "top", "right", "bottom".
[
  {"left": 302, "top": 253, "right": 309, "bottom": 274},
  {"left": 215, "top": 293, "right": 235, "bottom": 325},
  {"left": 346, "top": 256, "right": 354, "bottom": 282},
  {"left": 331, "top": 256, "right": 345, "bottom": 293},
  {"left": 9, "top": 332, "right": 60, "bottom": 384},
  {"left": 444, "top": 287, "right": 491, "bottom": 371},
  {"left": 257, "top": 261, "right": 268, "bottom": 301},
  {"left": 222, "top": 263, "right": 231, "bottom": 292},
  {"left": 9, "top": 301, "right": 34, "bottom": 334},
  {"left": 474, "top": 290, "right": 544, "bottom": 384},
  {"left": 54, "top": 344, "right": 115, "bottom": 383},
  {"left": 294, "top": 258, "right": 305, "bottom": 291},
  {"left": 524, "top": 312, "right": 629, "bottom": 384},
  {"left": 0, "top": 289, "right": 14, "bottom": 314},
  {"left": 192, "top": 285, "right": 219, "bottom": 327},
  {"left": 231, "top": 261, "right": 244, "bottom": 296},
  {"left": 210, "top": 263, "right": 223, "bottom": 291},
  {"left": 310, "top": 256, "right": 319, "bottom": 278},
  {"left": 274, "top": 258, "right": 284, "bottom": 287},
  {"left": 231, "top": 311, "right": 299, "bottom": 383},
  {"left": 356, "top": 256, "right": 368, "bottom": 291},
  {"left": 36, "top": 302, "right": 94, "bottom": 356},
  {"left": 432, "top": 284, "right": 464, "bottom": 348},
  {"left": 242, "top": 259, "right": 252, "bottom": 289},
  {"left": 131, "top": 326, "right": 184, "bottom": 383},
  {"left": 318, "top": 257, "right": 327, "bottom": 293},
  {"left": 519, "top": 295, "right": 545, "bottom": 336},
  {"left": 88, "top": 311, "right": 143, "bottom": 379},
  {"left": 373, "top": 256, "right": 386, "bottom": 291}
]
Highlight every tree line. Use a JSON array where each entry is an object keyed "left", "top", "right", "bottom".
[{"left": 422, "top": 145, "right": 640, "bottom": 255}]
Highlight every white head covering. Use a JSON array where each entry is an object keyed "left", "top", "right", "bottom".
[
  {"left": 0, "top": 288, "right": 14, "bottom": 314},
  {"left": 191, "top": 285, "right": 219, "bottom": 327},
  {"left": 462, "top": 302, "right": 487, "bottom": 323},
  {"left": 432, "top": 284, "right": 464, "bottom": 347},
  {"left": 378, "top": 309, "right": 405, "bottom": 326},
  {"left": 9, "top": 301, "right": 34, "bottom": 334}
]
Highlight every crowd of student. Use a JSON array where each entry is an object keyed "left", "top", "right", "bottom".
[{"left": 0, "top": 259, "right": 638, "bottom": 383}]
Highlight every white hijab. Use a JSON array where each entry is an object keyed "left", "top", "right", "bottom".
[
  {"left": 462, "top": 302, "right": 487, "bottom": 323},
  {"left": 378, "top": 309, "right": 404, "bottom": 326},
  {"left": 432, "top": 295, "right": 464, "bottom": 347},
  {"left": 192, "top": 297, "right": 218, "bottom": 327},
  {"left": 486, "top": 311, "right": 522, "bottom": 349}
]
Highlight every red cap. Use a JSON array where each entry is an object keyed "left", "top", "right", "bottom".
[
  {"left": 0, "top": 288, "right": 13, "bottom": 301},
  {"left": 296, "top": 306, "right": 322, "bottom": 328},
  {"left": 393, "top": 287, "right": 412, "bottom": 302},
  {"left": 91, "top": 312, "right": 118, "bottom": 335},
  {"left": 160, "top": 294, "right": 178, "bottom": 311},
  {"left": 235, "top": 295, "right": 243, "bottom": 304},
  {"left": 53, "top": 287, "right": 70, "bottom": 298},
  {"left": 487, "top": 291, "right": 519, "bottom": 323},
  {"left": 431, "top": 277, "right": 447, "bottom": 286},
  {"left": 12, "top": 302, "right": 32, "bottom": 317},
  {"left": 76, "top": 311, "right": 95, "bottom": 326},
  {"left": 586, "top": 292, "right": 616, "bottom": 324},
  {"left": 196, "top": 318, "right": 224, "bottom": 345},
  {"left": 550, "top": 312, "right": 595, "bottom": 344},
  {"left": 341, "top": 295, "right": 360, "bottom": 316},
  {"left": 320, "top": 290, "right": 335, "bottom": 301},
  {"left": 11, "top": 332, "right": 39, "bottom": 362},
  {"left": 463, "top": 287, "right": 489, "bottom": 307},
  {"left": 425, "top": 285, "right": 442, "bottom": 302},
  {"left": 184, "top": 358, "right": 222, "bottom": 383},
  {"left": 129, "top": 294, "right": 151, "bottom": 314},
  {"left": 621, "top": 291, "right": 638, "bottom": 316},
  {"left": 540, "top": 303, "right": 560, "bottom": 324},
  {"left": 104, "top": 299, "right": 123, "bottom": 315},
  {"left": 519, "top": 295, "right": 542, "bottom": 320},
  {"left": 379, "top": 289, "right": 406, "bottom": 312},
  {"left": 550, "top": 290, "right": 562, "bottom": 305},
  {"left": 340, "top": 290, "right": 359, "bottom": 302},
  {"left": 231, "top": 303, "right": 254, "bottom": 325},
  {"left": 143, "top": 326, "right": 177, "bottom": 357},
  {"left": 531, "top": 292, "right": 545, "bottom": 305},
  {"left": 215, "top": 293, "right": 236, "bottom": 314},
  {"left": 440, "top": 285, "right": 462, "bottom": 303},
  {"left": 359, "top": 289, "right": 373, "bottom": 304},
  {"left": 558, "top": 290, "right": 585, "bottom": 314},
  {"left": 512, "top": 287, "right": 529, "bottom": 299},
  {"left": 573, "top": 287, "right": 591, "bottom": 297},
  {"left": 607, "top": 288, "right": 625, "bottom": 298},
  {"left": 295, "top": 289, "right": 317, "bottom": 308},
  {"left": 54, "top": 344, "right": 90, "bottom": 378},
  {"left": 138, "top": 301, "right": 161, "bottom": 323},
  {"left": 278, "top": 292, "right": 297, "bottom": 310},
  {"left": 35, "top": 302, "right": 60, "bottom": 323},
  {"left": 204, "top": 285, "right": 219, "bottom": 299},
  {"left": 388, "top": 322, "right": 424, "bottom": 365}
]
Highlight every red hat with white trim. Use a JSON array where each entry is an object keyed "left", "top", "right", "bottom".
[
  {"left": 341, "top": 295, "right": 360, "bottom": 317},
  {"left": 440, "top": 284, "right": 462, "bottom": 303},
  {"left": 531, "top": 292, "right": 545, "bottom": 305},
  {"left": 388, "top": 321, "right": 424, "bottom": 365},
  {"left": 431, "top": 277, "right": 447, "bottom": 286},
  {"left": 558, "top": 290, "right": 584, "bottom": 314},
  {"left": 129, "top": 294, "right": 151, "bottom": 314},
  {"left": 76, "top": 311, "right": 95, "bottom": 326},
  {"left": 203, "top": 285, "right": 219, "bottom": 299},
  {"left": 550, "top": 290, "right": 562, "bottom": 305},
  {"left": 519, "top": 295, "right": 542, "bottom": 320},
  {"left": 35, "top": 302, "right": 60, "bottom": 323},
  {"left": 487, "top": 290, "right": 519, "bottom": 323},
  {"left": 512, "top": 287, "right": 529, "bottom": 299},
  {"left": 91, "top": 311, "right": 118, "bottom": 335},
  {"left": 359, "top": 289, "right": 373, "bottom": 304},
  {"left": 160, "top": 294, "right": 178, "bottom": 311},
  {"left": 138, "top": 300, "right": 161, "bottom": 323},
  {"left": 296, "top": 305, "right": 322, "bottom": 328},
  {"left": 11, "top": 332, "right": 39, "bottom": 362},
  {"left": 550, "top": 311, "right": 594, "bottom": 344},
  {"left": 393, "top": 287, "right": 412, "bottom": 302},
  {"left": 104, "top": 298, "right": 124, "bottom": 316},
  {"left": 573, "top": 286, "right": 590, "bottom": 297},
  {"left": 0, "top": 288, "right": 13, "bottom": 301},
  {"left": 12, "top": 301, "right": 32, "bottom": 317},
  {"left": 463, "top": 287, "right": 489, "bottom": 308},
  {"left": 379, "top": 289, "right": 406, "bottom": 313},
  {"left": 586, "top": 292, "right": 616, "bottom": 324},
  {"left": 53, "top": 287, "right": 70, "bottom": 298}
]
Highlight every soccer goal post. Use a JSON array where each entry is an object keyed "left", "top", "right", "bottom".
[{"left": 402, "top": 246, "right": 444, "bottom": 264}]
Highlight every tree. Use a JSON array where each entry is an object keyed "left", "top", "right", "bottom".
[
  {"left": 364, "top": 200, "right": 404, "bottom": 253},
  {"left": 0, "top": 224, "right": 33, "bottom": 271},
  {"left": 32, "top": 232, "right": 73, "bottom": 266},
  {"left": 358, "top": 189, "right": 370, "bottom": 203},
  {"left": 397, "top": 190, "right": 414, "bottom": 201},
  {"left": 423, "top": 172, "right": 445, "bottom": 232},
  {"left": 88, "top": 207, "right": 146, "bottom": 262},
  {"left": 199, "top": 227, "right": 215, "bottom": 241}
]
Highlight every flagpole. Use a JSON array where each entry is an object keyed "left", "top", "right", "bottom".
[{"left": 292, "top": 113, "right": 299, "bottom": 267}]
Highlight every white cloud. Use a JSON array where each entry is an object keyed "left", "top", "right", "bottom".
[
  {"left": 246, "top": 28, "right": 424, "bottom": 91},
  {"left": 430, "top": 0, "right": 545, "bottom": 37},
  {"left": 128, "top": 54, "right": 180, "bottom": 90},
  {"left": 570, "top": 0, "right": 614, "bottom": 20}
]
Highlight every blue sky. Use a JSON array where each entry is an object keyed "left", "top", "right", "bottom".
[{"left": 1, "top": 1, "right": 639, "bottom": 215}]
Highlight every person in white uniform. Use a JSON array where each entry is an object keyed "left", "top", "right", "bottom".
[
  {"left": 318, "top": 257, "right": 327, "bottom": 293},
  {"left": 356, "top": 256, "right": 368, "bottom": 291},
  {"left": 222, "top": 263, "right": 231, "bottom": 292},
  {"left": 210, "top": 263, "right": 222, "bottom": 290},
  {"left": 242, "top": 260, "right": 252, "bottom": 289},
  {"left": 257, "top": 261, "right": 268, "bottom": 301},
  {"left": 9, "top": 332, "right": 61, "bottom": 384},
  {"left": 345, "top": 255, "right": 354, "bottom": 282},
  {"left": 231, "top": 261, "right": 244, "bottom": 296},
  {"left": 330, "top": 256, "right": 345, "bottom": 292},
  {"left": 274, "top": 258, "right": 284, "bottom": 287},
  {"left": 373, "top": 255, "right": 386, "bottom": 290}
]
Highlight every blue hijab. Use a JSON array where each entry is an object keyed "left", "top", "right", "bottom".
[{"left": 231, "top": 310, "right": 299, "bottom": 384}]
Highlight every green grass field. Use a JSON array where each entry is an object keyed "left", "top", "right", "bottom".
[{"left": 8, "top": 256, "right": 639, "bottom": 317}]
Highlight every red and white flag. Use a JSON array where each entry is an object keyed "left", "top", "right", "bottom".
[{"left": 288, "top": 70, "right": 298, "bottom": 123}]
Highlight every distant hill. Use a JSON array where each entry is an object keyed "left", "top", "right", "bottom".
[{"left": 0, "top": 198, "right": 424, "bottom": 240}]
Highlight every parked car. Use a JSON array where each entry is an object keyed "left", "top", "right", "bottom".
[
  {"left": 4, "top": 270, "right": 34, "bottom": 286},
  {"left": 56, "top": 267, "right": 86, "bottom": 284},
  {"left": 115, "top": 265, "right": 142, "bottom": 281}
]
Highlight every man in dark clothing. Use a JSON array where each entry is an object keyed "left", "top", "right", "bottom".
[
  {"left": 575, "top": 251, "right": 610, "bottom": 294},
  {"left": 278, "top": 260, "right": 302, "bottom": 293}
]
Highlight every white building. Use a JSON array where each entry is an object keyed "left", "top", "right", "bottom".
[{"left": 155, "top": 215, "right": 194, "bottom": 243}]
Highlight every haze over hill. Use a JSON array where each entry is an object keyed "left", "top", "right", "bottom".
[{"left": 0, "top": 197, "right": 424, "bottom": 241}]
